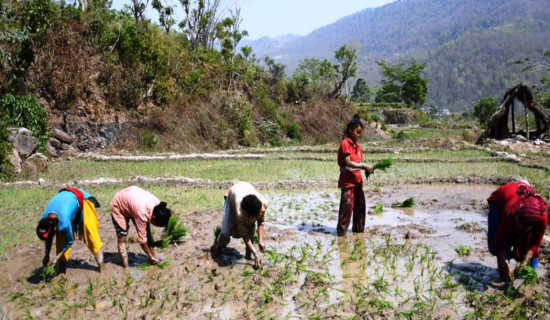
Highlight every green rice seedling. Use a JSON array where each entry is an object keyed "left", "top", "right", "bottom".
[
  {"left": 137, "top": 263, "right": 151, "bottom": 271},
  {"left": 374, "top": 202, "right": 384, "bottom": 214},
  {"left": 395, "top": 197, "right": 415, "bottom": 208},
  {"left": 157, "top": 259, "right": 170, "bottom": 270},
  {"left": 515, "top": 264, "right": 538, "bottom": 285},
  {"left": 372, "top": 158, "right": 394, "bottom": 172},
  {"left": 455, "top": 245, "right": 471, "bottom": 256}
]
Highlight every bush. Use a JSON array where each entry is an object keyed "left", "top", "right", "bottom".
[
  {"left": 139, "top": 129, "right": 158, "bottom": 149},
  {"left": 0, "top": 115, "right": 16, "bottom": 181},
  {"left": 0, "top": 94, "right": 49, "bottom": 145},
  {"left": 370, "top": 112, "right": 381, "bottom": 123},
  {"left": 286, "top": 122, "right": 302, "bottom": 142}
]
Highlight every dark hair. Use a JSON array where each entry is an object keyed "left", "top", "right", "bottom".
[
  {"left": 152, "top": 202, "right": 172, "bottom": 227},
  {"left": 343, "top": 114, "right": 364, "bottom": 138},
  {"left": 36, "top": 217, "right": 56, "bottom": 240},
  {"left": 241, "top": 195, "right": 263, "bottom": 217}
]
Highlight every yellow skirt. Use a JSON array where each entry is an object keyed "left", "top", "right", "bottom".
[{"left": 56, "top": 199, "right": 103, "bottom": 263}]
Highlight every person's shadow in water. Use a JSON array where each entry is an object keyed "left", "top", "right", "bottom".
[
  {"left": 207, "top": 246, "right": 245, "bottom": 267},
  {"left": 443, "top": 262, "right": 522, "bottom": 295}
]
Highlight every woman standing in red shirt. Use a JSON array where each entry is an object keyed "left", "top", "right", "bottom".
[{"left": 337, "top": 114, "right": 373, "bottom": 236}]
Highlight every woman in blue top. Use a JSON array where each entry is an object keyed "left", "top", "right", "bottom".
[{"left": 36, "top": 188, "right": 104, "bottom": 274}]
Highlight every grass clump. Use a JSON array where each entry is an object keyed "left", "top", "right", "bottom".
[
  {"left": 372, "top": 158, "right": 394, "bottom": 172},
  {"left": 455, "top": 245, "right": 471, "bottom": 256},
  {"left": 395, "top": 197, "right": 415, "bottom": 208}
]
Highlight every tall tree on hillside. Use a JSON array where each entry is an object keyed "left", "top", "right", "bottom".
[
  {"left": 152, "top": 0, "right": 176, "bottom": 34},
  {"left": 351, "top": 78, "right": 371, "bottom": 103},
  {"left": 217, "top": 7, "right": 248, "bottom": 90},
  {"left": 331, "top": 45, "right": 357, "bottom": 98},
  {"left": 131, "top": 0, "right": 149, "bottom": 27},
  {"left": 179, "top": 0, "right": 222, "bottom": 50},
  {"left": 376, "top": 60, "right": 427, "bottom": 108}
]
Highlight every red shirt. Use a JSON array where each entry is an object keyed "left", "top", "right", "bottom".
[
  {"left": 488, "top": 182, "right": 548, "bottom": 256},
  {"left": 337, "top": 137, "right": 363, "bottom": 188}
]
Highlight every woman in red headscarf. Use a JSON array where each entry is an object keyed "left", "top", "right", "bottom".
[{"left": 487, "top": 182, "right": 548, "bottom": 282}]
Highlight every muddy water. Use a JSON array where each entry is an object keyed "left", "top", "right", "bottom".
[
  {"left": 255, "top": 189, "right": 546, "bottom": 318},
  {"left": 2, "top": 185, "right": 546, "bottom": 319}
]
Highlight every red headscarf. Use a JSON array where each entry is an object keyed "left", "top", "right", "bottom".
[{"left": 510, "top": 184, "right": 548, "bottom": 227}]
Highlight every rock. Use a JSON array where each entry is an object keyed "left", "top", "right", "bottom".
[
  {"left": 38, "top": 178, "right": 45, "bottom": 185},
  {"left": 45, "top": 141, "right": 58, "bottom": 157},
  {"left": 53, "top": 128, "right": 74, "bottom": 143},
  {"left": 7, "top": 148, "right": 22, "bottom": 174},
  {"left": 60, "top": 143, "right": 71, "bottom": 151},
  {"left": 505, "top": 154, "right": 520, "bottom": 162},
  {"left": 22, "top": 153, "right": 48, "bottom": 175},
  {"left": 534, "top": 139, "right": 541, "bottom": 146},
  {"left": 49, "top": 137, "right": 62, "bottom": 149},
  {"left": 7, "top": 127, "right": 18, "bottom": 142},
  {"left": 12, "top": 128, "right": 38, "bottom": 157},
  {"left": 513, "top": 134, "right": 528, "bottom": 142}
]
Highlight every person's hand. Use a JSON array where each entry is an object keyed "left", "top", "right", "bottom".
[
  {"left": 149, "top": 256, "right": 159, "bottom": 265},
  {"left": 258, "top": 241, "right": 266, "bottom": 253},
  {"left": 365, "top": 165, "right": 374, "bottom": 174},
  {"left": 254, "top": 254, "right": 263, "bottom": 269},
  {"left": 42, "top": 256, "right": 50, "bottom": 267},
  {"left": 498, "top": 259, "right": 513, "bottom": 282}
]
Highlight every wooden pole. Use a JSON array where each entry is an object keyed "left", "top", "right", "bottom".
[
  {"left": 524, "top": 97, "right": 530, "bottom": 140},
  {"left": 511, "top": 99, "right": 515, "bottom": 134}
]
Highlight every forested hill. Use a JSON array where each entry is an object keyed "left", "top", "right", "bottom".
[{"left": 242, "top": 0, "right": 550, "bottom": 111}]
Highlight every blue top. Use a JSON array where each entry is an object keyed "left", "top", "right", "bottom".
[{"left": 41, "top": 189, "right": 100, "bottom": 251}]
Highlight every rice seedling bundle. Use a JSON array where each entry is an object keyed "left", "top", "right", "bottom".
[
  {"left": 516, "top": 264, "right": 538, "bottom": 285},
  {"left": 372, "top": 158, "right": 394, "bottom": 172},
  {"left": 158, "top": 215, "right": 189, "bottom": 248},
  {"left": 375, "top": 202, "right": 384, "bottom": 214},
  {"left": 396, "top": 197, "right": 415, "bottom": 208},
  {"left": 42, "top": 265, "right": 56, "bottom": 279}
]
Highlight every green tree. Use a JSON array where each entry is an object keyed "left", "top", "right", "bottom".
[
  {"left": 331, "top": 44, "right": 357, "bottom": 98},
  {"left": 264, "top": 56, "right": 285, "bottom": 86},
  {"left": 295, "top": 57, "right": 335, "bottom": 95},
  {"left": 473, "top": 96, "right": 499, "bottom": 125},
  {"left": 376, "top": 60, "right": 427, "bottom": 108},
  {"left": 351, "top": 78, "right": 371, "bottom": 103}
]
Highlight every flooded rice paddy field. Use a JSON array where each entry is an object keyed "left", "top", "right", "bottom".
[{"left": 2, "top": 184, "right": 550, "bottom": 319}]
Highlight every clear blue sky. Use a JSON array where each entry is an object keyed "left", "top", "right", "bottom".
[{"left": 110, "top": 0, "right": 395, "bottom": 40}]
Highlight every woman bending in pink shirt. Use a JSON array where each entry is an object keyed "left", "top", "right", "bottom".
[{"left": 110, "top": 186, "right": 173, "bottom": 272}]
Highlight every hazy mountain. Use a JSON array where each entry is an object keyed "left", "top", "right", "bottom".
[{"left": 241, "top": 0, "right": 550, "bottom": 111}]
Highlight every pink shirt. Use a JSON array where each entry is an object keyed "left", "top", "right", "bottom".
[{"left": 110, "top": 186, "right": 160, "bottom": 244}]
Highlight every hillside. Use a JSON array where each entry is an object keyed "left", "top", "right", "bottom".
[{"left": 242, "top": 0, "right": 550, "bottom": 111}]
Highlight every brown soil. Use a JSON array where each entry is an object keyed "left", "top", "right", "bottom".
[{"left": 1, "top": 184, "right": 549, "bottom": 319}]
